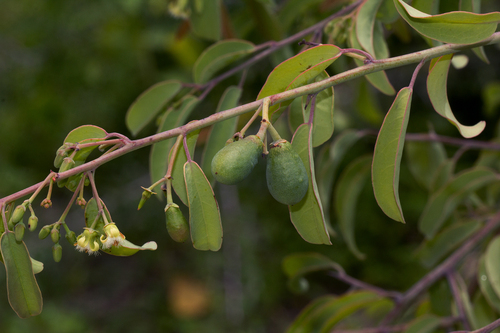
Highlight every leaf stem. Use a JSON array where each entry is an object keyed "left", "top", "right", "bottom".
[
  {"left": 166, "top": 135, "right": 184, "bottom": 179},
  {"left": 87, "top": 171, "right": 109, "bottom": 225}
]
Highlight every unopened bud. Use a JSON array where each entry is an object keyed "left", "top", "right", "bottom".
[
  {"left": 137, "top": 187, "right": 155, "bottom": 210},
  {"left": 39, "top": 225, "right": 51, "bottom": 239},
  {"left": 15, "top": 222, "right": 26, "bottom": 242},
  {"left": 52, "top": 243, "right": 62, "bottom": 262},
  {"left": 65, "top": 231, "right": 77, "bottom": 245},
  {"left": 51, "top": 229, "right": 60, "bottom": 244},
  {"left": 40, "top": 198, "right": 52, "bottom": 209},
  {"left": 28, "top": 215, "right": 38, "bottom": 231},
  {"left": 11, "top": 205, "right": 26, "bottom": 224},
  {"left": 76, "top": 197, "right": 87, "bottom": 208}
]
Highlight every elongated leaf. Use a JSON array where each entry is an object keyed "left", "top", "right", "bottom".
[
  {"left": 455, "top": 273, "right": 479, "bottom": 329},
  {"left": 194, "top": 40, "right": 255, "bottom": 84},
  {"left": 286, "top": 295, "right": 337, "bottom": 333},
  {"left": 478, "top": 255, "right": 500, "bottom": 313},
  {"left": 189, "top": 0, "right": 221, "bottom": 41},
  {"left": 349, "top": 19, "right": 395, "bottom": 95},
  {"left": 150, "top": 96, "right": 199, "bottom": 195},
  {"left": 485, "top": 235, "right": 500, "bottom": 300},
  {"left": 171, "top": 129, "right": 200, "bottom": 206},
  {"left": 419, "top": 167, "right": 498, "bottom": 239},
  {"left": 427, "top": 54, "right": 485, "bottom": 138},
  {"left": 288, "top": 97, "right": 304, "bottom": 134},
  {"left": 460, "top": 0, "right": 490, "bottom": 63},
  {"left": 378, "top": 0, "right": 400, "bottom": 24},
  {"left": 30, "top": 258, "right": 44, "bottom": 275},
  {"left": 403, "top": 315, "right": 441, "bottom": 333},
  {"left": 289, "top": 123, "right": 331, "bottom": 245},
  {"left": 335, "top": 155, "right": 372, "bottom": 260},
  {"left": 356, "top": 0, "right": 384, "bottom": 56},
  {"left": 430, "top": 158, "right": 455, "bottom": 192},
  {"left": 416, "top": 220, "right": 481, "bottom": 268},
  {"left": 372, "top": 87, "right": 413, "bottom": 223},
  {"left": 101, "top": 239, "right": 157, "bottom": 256},
  {"left": 257, "top": 44, "right": 341, "bottom": 118},
  {"left": 405, "top": 138, "right": 447, "bottom": 191},
  {"left": 184, "top": 161, "right": 223, "bottom": 251},
  {"left": 201, "top": 86, "right": 242, "bottom": 184},
  {"left": 282, "top": 252, "right": 342, "bottom": 293},
  {"left": 125, "top": 80, "right": 182, "bottom": 136},
  {"left": 394, "top": 0, "right": 500, "bottom": 44},
  {"left": 1, "top": 232, "right": 43, "bottom": 318}
]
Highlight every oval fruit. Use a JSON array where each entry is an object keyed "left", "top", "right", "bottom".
[
  {"left": 165, "top": 203, "right": 189, "bottom": 243},
  {"left": 266, "top": 139, "right": 308, "bottom": 205},
  {"left": 211, "top": 135, "right": 263, "bottom": 185}
]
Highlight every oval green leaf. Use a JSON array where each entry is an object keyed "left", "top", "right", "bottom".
[
  {"left": 194, "top": 40, "right": 255, "bottom": 84},
  {"left": 478, "top": 255, "right": 500, "bottom": 313},
  {"left": 201, "top": 86, "right": 242, "bottom": 184},
  {"left": 63, "top": 124, "right": 108, "bottom": 163},
  {"left": 427, "top": 54, "right": 485, "bottom": 138},
  {"left": 419, "top": 167, "right": 498, "bottom": 239},
  {"left": 1, "top": 232, "right": 43, "bottom": 318},
  {"left": 184, "top": 161, "right": 223, "bottom": 251},
  {"left": 394, "top": 0, "right": 500, "bottom": 44},
  {"left": 171, "top": 128, "right": 200, "bottom": 206},
  {"left": 150, "top": 96, "right": 199, "bottom": 195},
  {"left": 289, "top": 123, "right": 331, "bottom": 245},
  {"left": 125, "top": 80, "right": 182, "bottom": 137},
  {"left": 335, "top": 155, "right": 372, "bottom": 260},
  {"left": 485, "top": 235, "right": 500, "bottom": 300},
  {"left": 372, "top": 87, "right": 413, "bottom": 223},
  {"left": 356, "top": 0, "right": 384, "bottom": 56},
  {"left": 189, "top": 0, "right": 221, "bottom": 41}
]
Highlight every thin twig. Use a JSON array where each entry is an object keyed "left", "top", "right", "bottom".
[{"left": 329, "top": 271, "right": 403, "bottom": 301}]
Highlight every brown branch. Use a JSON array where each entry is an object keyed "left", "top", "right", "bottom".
[{"left": 329, "top": 271, "right": 403, "bottom": 301}]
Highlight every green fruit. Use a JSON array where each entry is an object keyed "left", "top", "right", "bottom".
[
  {"left": 165, "top": 203, "right": 189, "bottom": 243},
  {"left": 211, "top": 135, "right": 263, "bottom": 185},
  {"left": 266, "top": 139, "right": 308, "bottom": 205}
]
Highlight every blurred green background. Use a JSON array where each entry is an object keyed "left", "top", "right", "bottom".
[{"left": 2, "top": 0, "right": 500, "bottom": 332}]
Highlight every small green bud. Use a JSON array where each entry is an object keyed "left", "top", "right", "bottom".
[
  {"left": 165, "top": 203, "right": 189, "bottom": 243},
  {"left": 28, "top": 215, "right": 38, "bottom": 231},
  {"left": 52, "top": 243, "right": 63, "bottom": 263},
  {"left": 65, "top": 231, "right": 77, "bottom": 245},
  {"left": 51, "top": 228, "right": 60, "bottom": 244},
  {"left": 138, "top": 187, "right": 155, "bottom": 210},
  {"left": 39, "top": 225, "right": 52, "bottom": 239},
  {"left": 15, "top": 222, "right": 26, "bottom": 242},
  {"left": 11, "top": 204, "right": 26, "bottom": 224}
]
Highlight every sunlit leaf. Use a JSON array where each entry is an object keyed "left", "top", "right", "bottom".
[
  {"left": 125, "top": 80, "right": 182, "bottom": 136},
  {"left": 394, "top": 0, "right": 500, "bottom": 44},
  {"left": 193, "top": 40, "right": 255, "bottom": 84},
  {"left": 427, "top": 54, "right": 485, "bottom": 138},
  {"left": 257, "top": 44, "right": 341, "bottom": 119},
  {"left": 184, "top": 161, "right": 223, "bottom": 251},
  {"left": 372, "top": 87, "right": 413, "bottom": 223},
  {"left": 335, "top": 155, "right": 372, "bottom": 260},
  {"left": 201, "top": 86, "right": 242, "bottom": 184},
  {"left": 189, "top": 0, "right": 221, "bottom": 41},
  {"left": 150, "top": 96, "right": 199, "bottom": 195},
  {"left": 289, "top": 123, "right": 331, "bottom": 245},
  {"left": 171, "top": 129, "right": 200, "bottom": 206},
  {"left": 478, "top": 255, "right": 500, "bottom": 313},
  {"left": 1, "top": 232, "right": 43, "bottom": 318},
  {"left": 416, "top": 220, "right": 481, "bottom": 268},
  {"left": 419, "top": 167, "right": 497, "bottom": 239}
]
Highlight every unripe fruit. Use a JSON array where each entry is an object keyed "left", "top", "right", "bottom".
[
  {"left": 28, "top": 215, "right": 38, "bottom": 231},
  {"left": 211, "top": 135, "right": 263, "bottom": 185},
  {"left": 15, "top": 222, "right": 25, "bottom": 242},
  {"left": 11, "top": 204, "right": 26, "bottom": 224},
  {"left": 51, "top": 229, "right": 60, "bottom": 244},
  {"left": 266, "top": 139, "right": 309, "bottom": 205},
  {"left": 52, "top": 243, "right": 62, "bottom": 262},
  {"left": 165, "top": 203, "right": 189, "bottom": 243},
  {"left": 39, "top": 225, "right": 51, "bottom": 239}
]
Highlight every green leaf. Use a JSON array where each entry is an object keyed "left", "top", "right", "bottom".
[
  {"left": 257, "top": 44, "right": 341, "bottom": 119},
  {"left": 201, "top": 86, "right": 242, "bottom": 184},
  {"left": 171, "top": 128, "right": 200, "bottom": 206},
  {"left": 63, "top": 124, "right": 108, "bottom": 163},
  {"left": 335, "top": 155, "right": 372, "bottom": 260},
  {"left": 430, "top": 158, "right": 455, "bottom": 192},
  {"left": 427, "top": 54, "right": 485, "bottom": 138},
  {"left": 30, "top": 258, "right": 44, "bottom": 275},
  {"left": 286, "top": 295, "right": 337, "bottom": 333},
  {"left": 403, "top": 315, "right": 441, "bottom": 333},
  {"left": 288, "top": 97, "right": 304, "bottom": 134},
  {"left": 416, "top": 220, "right": 481, "bottom": 268},
  {"left": 189, "top": 0, "right": 221, "bottom": 41},
  {"left": 478, "top": 255, "right": 500, "bottom": 313},
  {"left": 1, "top": 232, "right": 43, "bottom": 318},
  {"left": 125, "top": 80, "right": 182, "bottom": 137},
  {"left": 289, "top": 123, "right": 331, "bottom": 245},
  {"left": 184, "top": 161, "right": 223, "bottom": 251},
  {"left": 282, "top": 252, "right": 342, "bottom": 293},
  {"left": 485, "top": 235, "right": 500, "bottom": 300},
  {"left": 356, "top": 80, "right": 384, "bottom": 126},
  {"left": 101, "top": 239, "right": 157, "bottom": 257},
  {"left": 349, "top": 19, "right": 395, "bottom": 95},
  {"left": 394, "top": 0, "right": 500, "bottom": 44},
  {"left": 372, "top": 87, "right": 413, "bottom": 223},
  {"left": 193, "top": 40, "right": 255, "bottom": 84},
  {"left": 405, "top": 138, "right": 447, "bottom": 191},
  {"left": 471, "top": 293, "right": 500, "bottom": 333},
  {"left": 303, "top": 71, "right": 335, "bottom": 147},
  {"left": 356, "top": 0, "right": 384, "bottom": 56},
  {"left": 150, "top": 96, "right": 199, "bottom": 195},
  {"left": 278, "top": 0, "right": 324, "bottom": 31},
  {"left": 419, "top": 167, "right": 497, "bottom": 239},
  {"left": 454, "top": 273, "right": 479, "bottom": 329},
  {"left": 84, "top": 197, "right": 111, "bottom": 234},
  {"left": 377, "top": 0, "right": 400, "bottom": 24}
]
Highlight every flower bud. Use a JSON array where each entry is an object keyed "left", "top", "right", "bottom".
[
  {"left": 137, "top": 187, "right": 154, "bottom": 210},
  {"left": 65, "top": 230, "right": 77, "bottom": 245},
  {"left": 39, "top": 225, "right": 51, "bottom": 239},
  {"left": 50, "top": 229, "right": 60, "bottom": 244},
  {"left": 40, "top": 198, "right": 52, "bottom": 209},
  {"left": 28, "top": 215, "right": 38, "bottom": 231},
  {"left": 76, "top": 197, "right": 87, "bottom": 208},
  {"left": 11, "top": 204, "right": 26, "bottom": 224},
  {"left": 52, "top": 243, "right": 62, "bottom": 262},
  {"left": 15, "top": 222, "right": 26, "bottom": 242}
]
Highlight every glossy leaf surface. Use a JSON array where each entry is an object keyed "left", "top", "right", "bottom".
[
  {"left": 125, "top": 80, "right": 182, "bottom": 136},
  {"left": 289, "top": 124, "right": 331, "bottom": 245},
  {"left": 427, "top": 54, "right": 485, "bottom": 138},
  {"left": 1, "top": 232, "right": 43, "bottom": 318},
  {"left": 184, "top": 161, "right": 223, "bottom": 251},
  {"left": 372, "top": 87, "right": 413, "bottom": 223}
]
